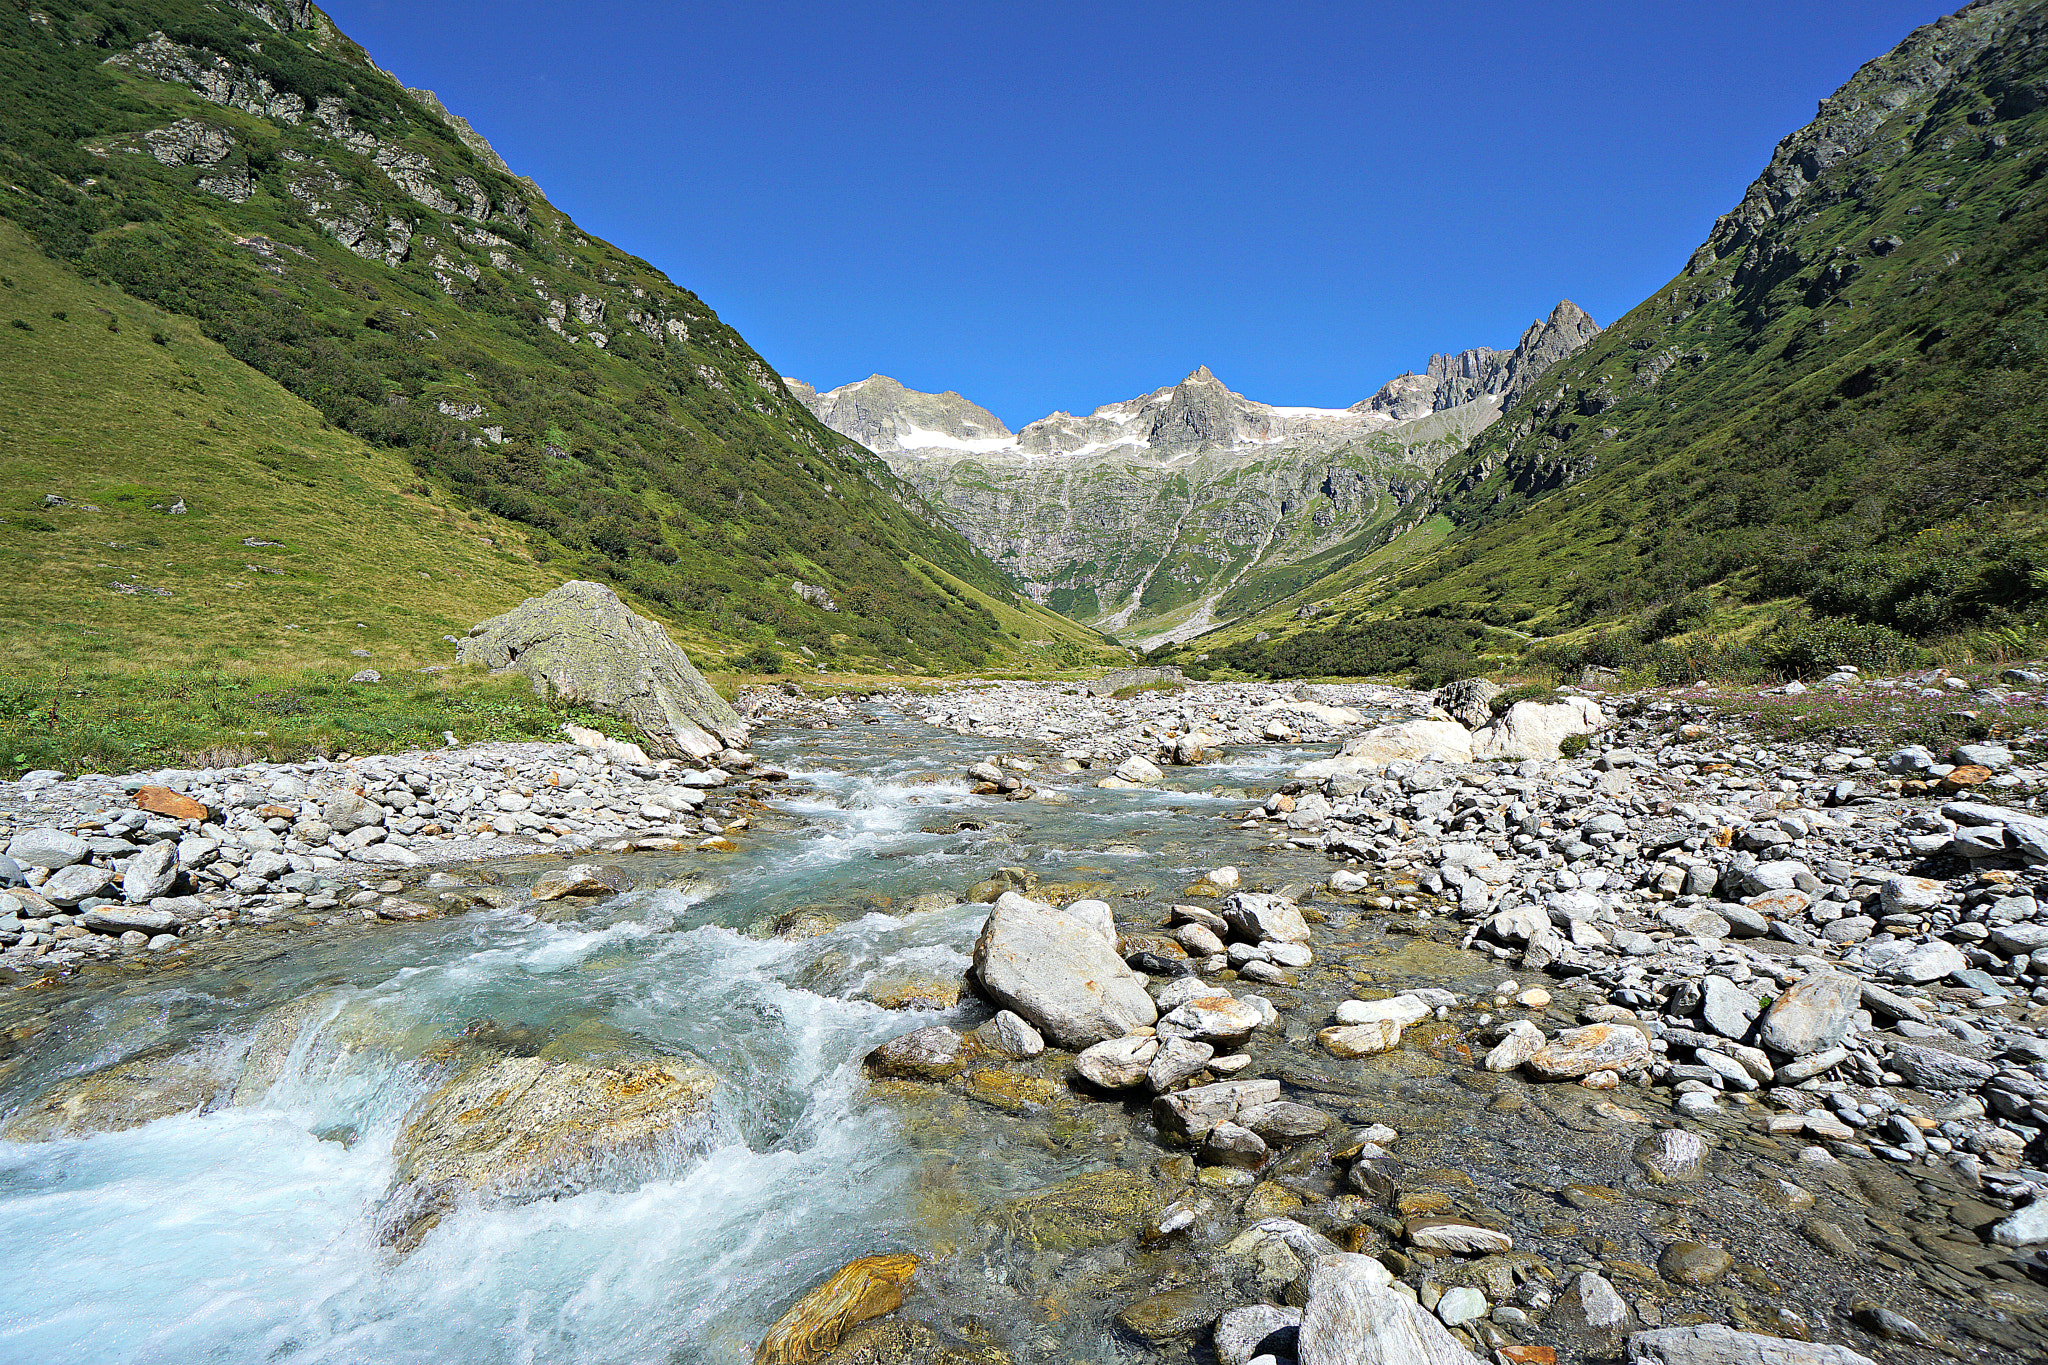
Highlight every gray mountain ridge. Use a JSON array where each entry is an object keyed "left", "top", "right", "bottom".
[{"left": 788, "top": 302, "right": 1599, "bottom": 645}]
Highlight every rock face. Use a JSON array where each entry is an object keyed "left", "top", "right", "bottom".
[
  {"left": 456, "top": 580, "right": 746, "bottom": 759},
  {"left": 753, "top": 1254, "right": 919, "bottom": 1365},
  {"left": 376, "top": 1054, "right": 720, "bottom": 1251},
  {"left": 971, "top": 894, "right": 1158, "bottom": 1048},
  {"left": 791, "top": 314, "right": 1598, "bottom": 646}
]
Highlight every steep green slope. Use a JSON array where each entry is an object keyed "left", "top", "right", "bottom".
[
  {"left": 1173, "top": 0, "right": 2048, "bottom": 677},
  {"left": 0, "top": 0, "right": 1102, "bottom": 673}
]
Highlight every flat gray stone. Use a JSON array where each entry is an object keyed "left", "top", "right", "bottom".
[{"left": 5, "top": 828, "right": 87, "bottom": 869}]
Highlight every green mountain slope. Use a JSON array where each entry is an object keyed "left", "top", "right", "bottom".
[
  {"left": 0, "top": 0, "right": 1107, "bottom": 674},
  {"left": 1174, "top": 0, "right": 2048, "bottom": 677}
]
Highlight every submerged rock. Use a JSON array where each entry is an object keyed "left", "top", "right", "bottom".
[
  {"left": 456, "top": 580, "right": 746, "bottom": 759},
  {"left": 1, "top": 1048, "right": 223, "bottom": 1141},
  {"left": 377, "top": 1054, "right": 719, "bottom": 1252},
  {"left": 754, "top": 1253, "right": 919, "bottom": 1365}
]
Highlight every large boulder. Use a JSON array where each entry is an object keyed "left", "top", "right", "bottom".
[
  {"left": 1297, "top": 1253, "right": 1482, "bottom": 1365},
  {"left": 1334, "top": 721, "right": 1473, "bottom": 768},
  {"left": 1430, "top": 678, "right": 1500, "bottom": 729},
  {"left": 1757, "top": 971, "right": 1860, "bottom": 1057},
  {"left": 972, "top": 894, "right": 1157, "bottom": 1048},
  {"left": 375, "top": 1054, "right": 719, "bottom": 1252},
  {"left": 1470, "top": 697, "right": 1605, "bottom": 761},
  {"left": 456, "top": 580, "right": 746, "bottom": 759}
]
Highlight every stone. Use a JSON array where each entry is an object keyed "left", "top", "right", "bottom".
[
  {"left": 5, "top": 828, "right": 88, "bottom": 869},
  {"left": 1469, "top": 697, "right": 1604, "bottom": 762},
  {"left": 1237, "top": 1100, "right": 1332, "bottom": 1141},
  {"left": 1222, "top": 892, "right": 1310, "bottom": 944},
  {"left": 376, "top": 1054, "right": 719, "bottom": 1252},
  {"left": 1485, "top": 1021, "right": 1546, "bottom": 1071},
  {"left": 1990, "top": 1198, "right": 2048, "bottom": 1248},
  {"left": 120, "top": 841, "right": 179, "bottom": 905},
  {"left": 1144, "top": 1035, "right": 1215, "bottom": 1092},
  {"left": 1548, "top": 1272, "right": 1630, "bottom": 1355},
  {"left": 1406, "top": 1217, "right": 1512, "bottom": 1254},
  {"left": 753, "top": 1254, "right": 919, "bottom": 1365},
  {"left": 1989, "top": 922, "right": 2048, "bottom": 956},
  {"left": 81, "top": 905, "right": 177, "bottom": 936},
  {"left": 1431, "top": 678, "right": 1501, "bottom": 729},
  {"left": 972, "top": 894, "right": 1157, "bottom": 1048},
  {"left": 857, "top": 968, "right": 962, "bottom": 1012},
  {"left": 456, "top": 580, "right": 747, "bottom": 759},
  {"left": 1115, "top": 1286, "right": 1220, "bottom": 1344},
  {"left": 133, "top": 785, "right": 208, "bottom": 822},
  {"left": 1879, "top": 875, "right": 1945, "bottom": 916},
  {"left": 1203, "top": 1120, "right": 1268, "bottom": 1168},
  {"left": 1624, "top": 1323, "right": 1876, "bottom": 1364},
  {"left": 1297, "top": 1253, "right": 1482, "bottom": 1365},
  {"left": 1335, "top": 994, "right": 1432, "bottom": 1027},
  {"left": 1114, "top": 755, "right": 1165, "bottom": 784},
  {"left": 1699, "top": 976, "right": 1760, "bottom": 1040},
  {"left": 1159, "top": 993, "right": 1264, "bottom": 1045},
  {"left": 1320, "top": 1020, "right": 1403, "bottom": 1057},
  {"left": 1337, "top": 720, "right": 1475, "bottom": 767},
  {"left": 1525, "top": 1023, "right": 1649, "bottom": 1079},
  {"left": 1634, "top": 1129, "right": 1706, "bottom": 1182},
  {"left": 1658, "top": 1240, "right": 1733, "bottom": 1286},
  {"left": 1, "top": 1048, "right": 224, "bottom": 1141},
  {"left": 1757, "top": 970, "right": 1859, "bottom": 1056},
  {"left": 1435, "top": 1286, "right": 1486, "bottom": 1326},
  {"left": 864, "top": 1026, "right": 970, "bottom": 1081},
  {"left": 1215, "top": 1305, "right": 1301, "bottom": 1365},
  {"left": 1863, "top": 938, "right": 1965, "bottom": 984},
  {"left": 321, "top": 790, "right": 386, "bottom": 833},
  {"left": 982, "top": 1010, "right": 1045, "bottom": 1058},
  {"left": 40, "top": 862, "right": 114, "bottom": 907},
  {"left": 1074, "top": 1035, "right": 1160, "bottom": 1089},
  {"left": 1152, "top": 1079, "right": 1281, "bottom": 1139},
  {"left": 1886, "top": 1043, "right": 1994, "bottom": 1090},
  {"left": 531, "top": 863, "right": 634, "bottom": 900}
]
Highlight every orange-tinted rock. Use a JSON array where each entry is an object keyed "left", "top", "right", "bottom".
[
  {"left": 1939, "top": 764, "right": 1994, "bottom": 792},
  {"left": 753, "top": 1254, "right": 919, "bottom": 1365},
  {"left": 133, "top": 786, "right": 207, "bottom": 821},
  {"left": 1500, "top": 1349, "right": 1556, "bottom": 1365}
]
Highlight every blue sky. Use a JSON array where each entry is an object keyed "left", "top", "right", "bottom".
[{"left": 329, "top": 1, "right": 1955, "bottom": 427}]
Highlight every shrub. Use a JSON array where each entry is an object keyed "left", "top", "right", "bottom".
[{"left": 1767, "top": 615, "right": 1924, "bottom": 678}]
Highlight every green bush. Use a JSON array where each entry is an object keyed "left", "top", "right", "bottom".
[
  {"left": 740, "top": 645, "right": 784, "bottom": 674},
  {"left": 1559, "top": 733, "right": 1591, "bottom": 758},
  {"left": 1766, "top": 615, "right": 1924, "bottom": 678}
]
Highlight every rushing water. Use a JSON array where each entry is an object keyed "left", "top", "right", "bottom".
[{"left": 0, "top": 704, "right": 1339, "bottom": 1365}]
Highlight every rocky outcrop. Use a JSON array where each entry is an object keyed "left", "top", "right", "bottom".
[
  {"left": 456, "top": 580, "right": 746, "bottom": 759},
  {"left": 1360, "top": 301, "right": 1602, "bottom": 418},
  {"left": 376, "top": 1054, "right": 720, "bottom": 1252}
]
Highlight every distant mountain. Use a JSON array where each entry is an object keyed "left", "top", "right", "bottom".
[
  {"left": 1171, "top": 0, "right": 2048, "bottom": 675},
  {"left": 792, "top": 305, "right": 1597, "bottom": 644},
  {"left": 0, "top": 0, "right": 1105, "bottom": 675}
]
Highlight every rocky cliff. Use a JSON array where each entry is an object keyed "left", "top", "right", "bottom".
[{"left": 792, "top": 306, "right": 1597, "bottom": 645}]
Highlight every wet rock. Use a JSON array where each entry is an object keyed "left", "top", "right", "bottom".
[
  {"left": 1484, "top": 1020, "right": 1545, "bottom": 1072},
  {"left": 1215, "top": 1304, "right": 1301, "bottom": 1365},
  {"left": 1624, "top": 1323, "right": 1876, "bottom": 1364},
  {"left": 1297, "top": 1252, "right": 1483, "bottom": 1365},
  {"left": 1634, "top": 1129, "right": 1706, "bottom": 1182},
  {"left": 1116, "top": 1285, "right": 1220, "bottom": 1343},
  {"left": 378, "top": 1054, "right": 719, "bottom": 1252},
  {"left": 1757, "top": 970, "right": 1859, "bottom": 1057},
  {"left": 866, "top": 1027, "right": 972, "bottom": 1081},
  {"left": 1548, "top": 1271, "right": 1630, "bottom": 1356},
  {"left": 1524, "top": 1023, "right": 1649, "bottom": 1079},
  {"left": 1222, "top": 892, "right": 1310, "bottom": 944},
  {"left": 1, "top": 1048, "right": 223, "bottom": 1141},
  {"left": 1237, "top": 1100, "right": 1331, "bottom": 1142},
  {"left": 531, "top": 863, "right": 633, "bottom": 900},
  {"left": 1001, "top": 1167, "right": 1159, "bottom": 1251},
  {"left": 1320, "top": 1020, "right": 1404, "bottom": 1057},
  {"left": 972, "top": 894, "right": 1157, "bottom": 1048},
  {"left": 1405, "top": 1216, "right": 1513, "bottom": 1253},
  {"left": 1073, "top": 1035, "right": 1160, "bottom": 1089},
  {"left": 858, "top": 968, "right": 963, "bottom": 1012},
  {"left": 1153, "top": 1078, "right": 1282, "bottom": 1139},
  {"left": 1203, "top": 1120, "right": 1268, "bottom": 1168},
  {"left": 754, "top": 1253, "right": 920, "bottom": 1365},
  {"left": 1658, "top": 1240, "right": 1734, "bottom": 1286}
]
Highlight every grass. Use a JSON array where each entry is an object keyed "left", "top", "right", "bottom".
[
  {"left": 0, "top": 664, "right": 632, "bottom": 777},
  {"left": 1687, "top": 675, "right": 2048, "bottom": 755},
  {"left": 0, "top": 219, "right": 564, "bottom": 674}
]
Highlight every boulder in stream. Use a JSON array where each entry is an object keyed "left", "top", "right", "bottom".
[
  {"left": 455, "top": 580, "right": 746, "bottom": 759},
  {"left": 753, "top": 1253, "right": 919, "bottom": 1365},
  {"left": 377, "top": 1054, "right": 719, "bottom": 1252},
  {"left": 2, "top": 1048, "right": 224, "bottom": 1141},
  {"left": 971, "top": 893, "right": 1157, "bottom": 1048}
]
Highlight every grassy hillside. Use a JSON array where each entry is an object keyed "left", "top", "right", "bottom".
[
  {"left": 1162, "top": 0, "right": 2048, "bottom": 682},
  {"left": 0, "top": 0, "right": 1107, "bottom": 677}
]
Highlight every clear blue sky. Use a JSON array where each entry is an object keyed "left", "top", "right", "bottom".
[{"left": 328, "top": 0, "right": 1956, "bottom": 427}]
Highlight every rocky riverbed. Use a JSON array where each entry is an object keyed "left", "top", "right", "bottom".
[{"left": 0, "top": 671, "right": 2045, "bottom": 1364}]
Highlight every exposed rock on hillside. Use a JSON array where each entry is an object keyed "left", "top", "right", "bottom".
[{"left": 456, "top": 581, "right": 745, "bottom": 759}]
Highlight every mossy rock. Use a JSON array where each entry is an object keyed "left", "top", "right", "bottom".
[
  {"left": 1001, "top": 1167, "right": 1160, "bottom": 1251},
  {"left": 952, "top": 1066, "right": 1063, "bottom": 1115}
]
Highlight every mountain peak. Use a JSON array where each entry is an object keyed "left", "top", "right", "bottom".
[{"left": 1183, "top": 365, "right": 1221, "bottom": 385}]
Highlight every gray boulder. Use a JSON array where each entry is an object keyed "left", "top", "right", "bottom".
[
  {"left": 1430, "top": 677, "right": 1500, "bottom": 729},
  {"left": 972, "top": 893, "right": 1157, "bottom": 1048},
  {"left": 322, "top": 790, "right": 385, "bottom": 833},
  {"left": 1297, "top": 1253, "right": 1482, "bottom": 1365},
  {"left": 41, "top": 862, "right": 114, "bottom": 906},
  {"left": 1469, "top": 697, "right": 1605, "bottom": 761},
  {"left": 82, "top": 906, "right": 178, "bottom": 936},
  {"left": 1625, "top": 1323, "right": 1875, "bottom": 1364},
  {"left": 1222, "top": 892, "right": 1310, "bottom": 944},
  {"left": 1757, "top": 970, "right": 1859, "bottom": 1057},
  {"left": 5, "top": 828, "right": 88, "bottom": 869},
  {"left": 122, "top": 841, "right": 179, "bottom": 903},
  {"left": 456, "top": 580, "right": 746, "bottom": 759}
]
